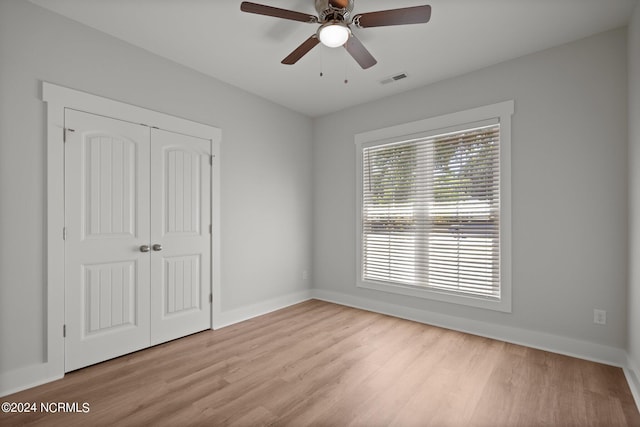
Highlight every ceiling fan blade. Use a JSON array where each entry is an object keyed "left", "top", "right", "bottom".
[
  {"left": 344, "top": 35, "right": 377, "bottom": 69},
  {"left": 282, "top": 35, "right": 320, "bottom": 65},
  {"left": 240, "top": 2, "right": 318, "bottom": 23},
  {"left": 353, "top": 5, "right": 431, "bottom": 28}
]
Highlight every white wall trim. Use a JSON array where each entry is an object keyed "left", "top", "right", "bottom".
[
  {"left": 0, "top": 365, "right": 63, "bottom": 398},
  {"left": 1, "top": 289, "right": 310, "bottom": 397},
  {"left": 3, "top": 285, "right": 633, "bottom": 400},
  {"left": 0, "top": 81, "right": 225, "bottom": 398},
  {"left": 311, "top": 289, "right": 627, "bottom": 367},
  {"left": 625, "top": 356, "right": 640, "bottom": 410},
  {"left": 213, "top": 290, "right": 312, "bottom": 329}
]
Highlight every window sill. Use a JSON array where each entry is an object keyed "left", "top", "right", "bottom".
[{"left": 357, "top": 279, "right": 512, "bottom": 313}]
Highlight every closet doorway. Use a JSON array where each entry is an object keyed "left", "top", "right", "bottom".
[{"left": 43, "top": 83, "right": 221, "bottom": 375}]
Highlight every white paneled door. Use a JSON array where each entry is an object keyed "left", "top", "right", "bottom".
[
  {"left": 150, "top": 128, "right": 211, "bottom": 344},
  {"left": 64, "top": 109, "right": 211, "bottom": 372}
]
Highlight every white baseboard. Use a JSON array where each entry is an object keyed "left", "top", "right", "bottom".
[
  {"left": 1, "top": 290, "right": 312, "bottom": 398},
  {"left": 625, "top": 356, "right": 640, "bottom": 410},
  {"left": 3, "top": 288, "right": 634, "bottom": 409},
  {"left": 0, "top": 362, "right": 63, "bottom": 398},
  {"left": 311, "top": 289, "right": 627, "bottom": 368},
  {"left": 212, "top": 290, "right": 312, "bottom": 329}
]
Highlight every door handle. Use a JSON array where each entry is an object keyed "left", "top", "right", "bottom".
[
  {"left": 140, "top": 245, "right": 150, "bottom": 253},
  {"left": 152, "top": 244, "right": 163, "bottom": 252}
]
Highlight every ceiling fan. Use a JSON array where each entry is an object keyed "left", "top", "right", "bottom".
[{"left": 240, "top": 0, "right": 431, "bottom": 69}]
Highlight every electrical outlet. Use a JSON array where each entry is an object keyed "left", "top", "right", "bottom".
[
  {"left": 593, "top": 309, "right": 607, "bottom": 325},
  {"left": 302, "top": 270, "right": 308, "bottom": 281}
]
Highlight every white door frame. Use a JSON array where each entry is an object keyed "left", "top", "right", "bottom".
[{"left": 43, "top": 81, "right": 221, "bottom": 379}]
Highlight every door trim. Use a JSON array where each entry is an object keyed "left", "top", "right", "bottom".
[{"left": 43, "top": 81, "right": 221, "bottom": 377}]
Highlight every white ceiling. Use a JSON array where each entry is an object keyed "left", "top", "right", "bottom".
[{"left": 29, "top": 0, "right": 637, "bottom": 117}]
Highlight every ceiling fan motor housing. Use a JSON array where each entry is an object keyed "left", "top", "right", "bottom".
[{"left": 315, "top": 0, "right": 354, "bottom": 22}]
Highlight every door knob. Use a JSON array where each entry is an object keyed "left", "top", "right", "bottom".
[
  {"left": 152, "top": 244, "right": 163, "bottom": 251},
  {"left": 140, "top": 245, "right": 150, "bottom": 253}
]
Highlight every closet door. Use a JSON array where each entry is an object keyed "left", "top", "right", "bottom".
[
  {"left": 65, "top": 109, "right": 151, "bottom": 371},
  {"left": 149, "top": 128, "right": 211, "bottom": 344}
]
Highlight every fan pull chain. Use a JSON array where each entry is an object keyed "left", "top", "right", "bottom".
[
  {"left": 319, "top": 47, "right": 324, "bottom": 77},
  {"left": 344, "top": 55, "right": 349, "bottom": 84}
]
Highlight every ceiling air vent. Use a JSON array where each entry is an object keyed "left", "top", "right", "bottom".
[{"left": 381, "top": 72, "right": 408, "bottom": 85}]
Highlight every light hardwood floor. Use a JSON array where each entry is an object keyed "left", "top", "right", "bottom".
[{"left": 2, "top": 299, "right": 639, "bottom": 426}]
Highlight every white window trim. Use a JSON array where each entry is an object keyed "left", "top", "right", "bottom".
[{"left": 355, "top": 101, "right": 513, "bottom": 312}]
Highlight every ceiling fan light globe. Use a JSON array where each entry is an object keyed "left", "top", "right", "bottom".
[{"left": 318, "top": 23, "right": 350, "bottom": 48}]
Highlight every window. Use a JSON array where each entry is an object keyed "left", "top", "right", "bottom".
[{"left": 355, "top": 101, "right": 513, "bottom": 312}]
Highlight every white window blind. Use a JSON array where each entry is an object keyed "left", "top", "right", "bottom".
[{"left": 361, "top": 123, "right": 501, "bottom": 300}]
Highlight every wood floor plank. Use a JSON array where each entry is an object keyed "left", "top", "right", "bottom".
[{"left": 1, "top": 299, "right": 638, "bottom": 427}]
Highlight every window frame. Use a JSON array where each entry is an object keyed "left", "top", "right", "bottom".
[{"left": 355, "top": 101, "right": 514, "bottom": 312}]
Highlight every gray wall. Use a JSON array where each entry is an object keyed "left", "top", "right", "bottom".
[
  {"left": 628, "top": 1, "right": 640, "bottom": 373},
  {"left": 313, "top": 28, "right": 628, "bottom": 349},
  {"left": 0, "top": 0, "right": 634, "bottom": 394},
  {"left": 0, "top": 0, "right": 313, "bottom": 374}
]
